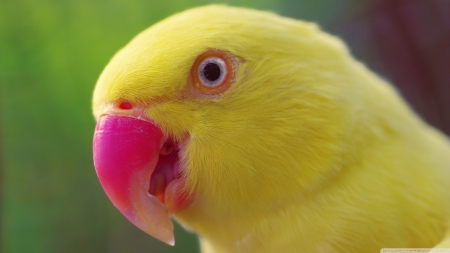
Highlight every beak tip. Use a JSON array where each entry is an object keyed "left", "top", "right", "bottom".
[{"left": 147, "top": 224, "right": 175, "bottom": 246}]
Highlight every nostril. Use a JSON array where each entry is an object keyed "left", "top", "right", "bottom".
[{"left": 119, "top": 101, "right": 133, "bottom": 110}]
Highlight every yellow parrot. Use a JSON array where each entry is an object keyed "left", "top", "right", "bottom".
[{"left": 92, "top": 5, "right": 450, "bottom": 253}]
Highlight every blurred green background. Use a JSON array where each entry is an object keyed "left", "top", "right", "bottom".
[{"left": 1, "top": 0, "right": 448, "bottom": 252}]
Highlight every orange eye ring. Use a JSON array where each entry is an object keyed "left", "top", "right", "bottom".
[{"left": 190, "top": 50, "right": 235, "bottom": 95}]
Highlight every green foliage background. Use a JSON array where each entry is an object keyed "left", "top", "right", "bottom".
[{"left": 0, "top": 1, "right": 365, "bottom": 252}]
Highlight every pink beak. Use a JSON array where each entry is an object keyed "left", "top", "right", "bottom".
[{"left": 93, "top": 115, "right": 175, "bottom": 245}]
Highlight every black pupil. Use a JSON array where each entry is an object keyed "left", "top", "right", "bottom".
[{"left": 203, "top": 62, "right": 221, "bottom": 82}]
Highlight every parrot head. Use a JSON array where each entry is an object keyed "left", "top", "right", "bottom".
[{"left": 93, "top": 5, "right": 367, "bottom": 246}]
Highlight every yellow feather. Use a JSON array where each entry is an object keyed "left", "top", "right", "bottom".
[{"left": 93, "top": 5, "right": 450, "bottom": 253}]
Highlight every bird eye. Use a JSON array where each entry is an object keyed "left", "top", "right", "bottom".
[
  {"left": 198, "top": 57, "right": 227, "bottom": 87},
  {"left": 191, "top": 50, "right": 235, "bottom": 95}
]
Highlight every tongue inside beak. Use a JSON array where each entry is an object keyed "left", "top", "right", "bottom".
[{"left": 93, "top": 115, "right": 175, "bottom": 245}]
